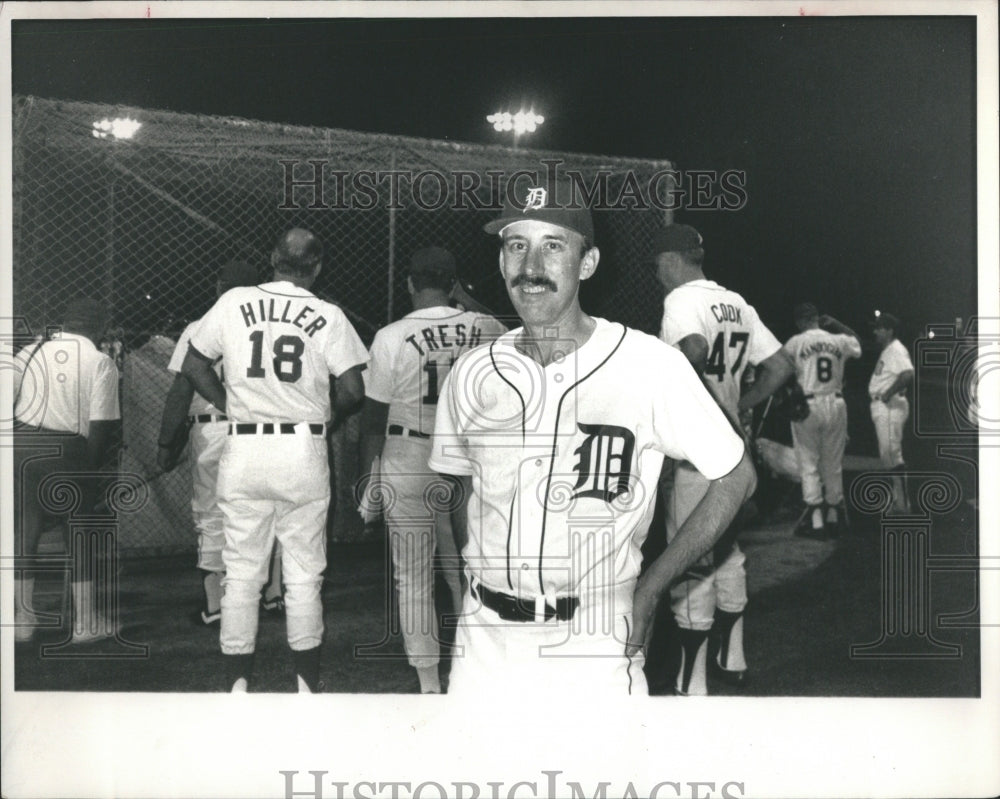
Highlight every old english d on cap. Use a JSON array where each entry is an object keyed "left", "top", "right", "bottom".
[{"left": 484, "top": 181, "right": 595, "bottom": 243}]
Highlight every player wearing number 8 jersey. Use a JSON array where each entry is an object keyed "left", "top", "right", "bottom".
[
  {"left": 359, "top": 247, "right": 506, "bottom": 693},
  {"left": 182, "top": 228, "right": 367, "bottom": 692},
  {"left": 653, "top": 224, "right": 793, "bottom": 696},
  {"left": 783, "top": 303, "right": 862, "bottom": 537}
]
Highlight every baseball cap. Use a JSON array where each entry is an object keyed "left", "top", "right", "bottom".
[
  {"left": 794, "top": 302, "right": 819, "bottom": 320},
  {"left": 483, "top": 181, "right": 594, "bottom": 243},
  {"left": 648, "top": 224, "right": 704, "bottom": 261},
  {"left": 217, "top": 260, "right": 258, "bottom": 290},
  {"left": 409, "top": 246, "right": 456, "bottom": 275},
  {"left": 872, "top": 311, "right": 901, "bottom": 330}
]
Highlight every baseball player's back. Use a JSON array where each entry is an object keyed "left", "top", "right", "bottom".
[
  {"left": 784, "top": 327, "right": 861, "bottom": 396},
  {"left": 661, "top": 279, "right": 781, "bottom": 418},
  {"left": 367, "top": 307, "right": 507, "bottom": 434},
  {"left": 183, "top": 229, "right": 367, "bottom": 693}
]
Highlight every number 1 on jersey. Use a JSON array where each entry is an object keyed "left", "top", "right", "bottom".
[{"left": 422, "top": 356, "right": 455, "bottom": 405}]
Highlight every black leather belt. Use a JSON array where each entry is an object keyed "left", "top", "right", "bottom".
[
  {"left": 229, "top": 423, "right": 325, "bottom": 435},
  {"left": 472, "top": 580, "right": 578, "bottom": 623},
  {"left": 188, "top": 414, "right": 228, "bottom": 424},
  {"left": 804, "top": 392, "right": 842, "bottom": 399},
  {"left": 387, "top": 424, "right": 429, "bottom": 439}
]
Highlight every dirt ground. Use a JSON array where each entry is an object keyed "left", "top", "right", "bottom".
[{"left": 13, "top": 468, "right": 980, "bottom": 697}]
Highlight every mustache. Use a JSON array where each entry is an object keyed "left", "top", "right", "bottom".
[{"left": 510, "top": 274, "right": 557, "bottom": 292}]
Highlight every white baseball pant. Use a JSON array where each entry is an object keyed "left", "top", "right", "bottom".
[
  {"left": 216, "top": 426, "right": 329, "bottom": 655},
  {"left": 447, "top": 583, "right": 647, "bottom": 698},
  {"left": 870, "top": 396, "right": 908, "bottom": 468},
  {"left": 791, "top": 394, "right": 849, "bottom": 506},
  {"left": 190, "top": 420, "right": 227, "bottom": 573},
  {"left": 380, "top": 435, "right": 461, "bottom": 669},
  {"left": 665, "top": 462, "right": 748, "bottom": 630}
]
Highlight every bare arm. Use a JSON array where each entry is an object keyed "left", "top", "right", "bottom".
[
  {"left": 676, "top": 333, "right": 709, "bottom": 376},
  {"left": 818, "top": 314, "right": 859, "bottom": 340},
  {"left": 181, "top": 347, "right": 226, "bottom": 413},
  {"left": 332, "top": 364, "right": 366, "bottom": 421},
  {"left": 874, "top": 369, "right": 914, "bottom": 402},
  {"left": 156, "top": 373, "right": 196, "bottom": 472},
  {"left": 627, "top": 449, "right": 756, "bottom": 655},
  {"left": 357, "top": 397, "right": 389, "bottom": 509},
  {"left": 738, "top": 349, "right": 795, "bottom": 413}
]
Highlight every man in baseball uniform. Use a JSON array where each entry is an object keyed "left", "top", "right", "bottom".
[
  {"left": 359, "top": 246, "right": 506, "bottom": 693},
  {"left": 181, "top": 228, "right": 367, "bottom": 692},
  {"left": 783, "top": 303, "right": 862, "bottom": 537},
  {"left": 652, "top": 223, "right": 793, "bottom": 696},
  {"left": 429, "top": 185, "right": 756, "bottom": 698},
  {"left": 868, "top": 312, "right": 914, "bottom": 514},
  {"left": 157, "top": 261, "right": 285, "bottom": 626}
]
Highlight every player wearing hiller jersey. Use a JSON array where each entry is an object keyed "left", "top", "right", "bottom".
[
  {"left": 359, "top": 246, "right": 506, "bottom": 693},
  {"left": 783, "top": 303, "right": 862, "bottom": 537},
  {"left": 182, "top": 229, "right": 367, "bottom": 693},
  {"left": 430, "top": 185, "right": 755, "bottom": 698},
  {"left": 157, "top": 261, "right": 284, "bottom": 626},
  {"left": 868, "top": 311, "right": 914, "bottom": 514},
  {"left": 652, "top": 223, "right": 793, "bottom": 696}
]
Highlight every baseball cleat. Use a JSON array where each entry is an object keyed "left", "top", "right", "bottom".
[
  {"left": 794, "top": 507, "right": 827, "bottom": 539},
  {"left": 261, "top": 596, "right": 285, "bottom": 614}
]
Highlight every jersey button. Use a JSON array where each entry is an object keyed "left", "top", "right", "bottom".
[
  {"left": 534, "top": 459, "right": 542, "bottom": 466},
  {"left": 521, "top": 563, "right": 529, "bottom": 570},
  {"left": 553, "top": 373, "right": 564, "bottom": 383}
]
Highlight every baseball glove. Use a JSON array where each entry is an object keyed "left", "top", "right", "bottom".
[{"left": 773, "top": 378, "right": 811, "bottom": 423}]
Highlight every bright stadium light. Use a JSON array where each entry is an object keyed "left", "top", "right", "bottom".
[
  {"left": 487, "top": 109, "right": 545, "bottom": 145},
  {"left": 92, "top": 117, "right": 142, "bottom": 140}
]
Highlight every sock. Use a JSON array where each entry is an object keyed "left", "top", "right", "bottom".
[
  {"left": 71, "top": 579, "right": 98, "bottom": 637},
  {"left": 203, "top": 571, "right": 223, "bottom": 614},
  {"left": 811, "top": 506, "right": 824, "bottom": 529},
  {"left": 292, "top": 646, "right": 322, "bottom": 692},
  {"left": 825, "top": 504, "right": 839, "bottom": 524},
  {"left": 675, "top": 628, "right": 709, "bottom": 696},
  {"left": 713, "top": 610, "right": 747, "bottom": 672},
  {"left": 224, "top": 652, "right": 255, "bottom": 692},
  {"left": 417, "top": 665, "right": 441, "bottom": 693},
  {"left": 15, "top": 576, "right": 36, "bottom": 641}
]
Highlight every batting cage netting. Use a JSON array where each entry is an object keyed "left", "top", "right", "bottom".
[{"left": 11, "top": 95, "right": 674, "bottom": 556}]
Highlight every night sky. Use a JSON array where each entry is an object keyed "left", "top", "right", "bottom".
[{"left": 11, "top": 13, "right": 979, "bottom": 340}]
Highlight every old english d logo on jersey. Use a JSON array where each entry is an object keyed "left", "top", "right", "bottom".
[
  {"left": 571, "top": 423, "right": 635, "bottom": 502},
  {"left": 523, "top": 187, "right": 547, "bottom": 211}
]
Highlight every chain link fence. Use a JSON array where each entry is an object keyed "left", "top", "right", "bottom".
[{"left": 12, "top": 95, "right": 674, "bottom": 556}]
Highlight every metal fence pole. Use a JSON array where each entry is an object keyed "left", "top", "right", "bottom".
[{"left": 387, "top": 148, "right": 396, "bottom": 324}]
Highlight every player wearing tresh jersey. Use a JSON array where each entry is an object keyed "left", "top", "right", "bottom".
[
  {"left": 358, "top": 246, "right": 506, "bottom": 693},
  {"left": 652, "top": 223, "right": 793, "bottom": 696},
  {"left": 783, "top": 303, "right": 862, "bottom": 537},
  {"left": 182, "top": 228, "right": 367, "bottom": 693},
  {"left": 429, "top": 185, "right": 755, "bottom": 699}
]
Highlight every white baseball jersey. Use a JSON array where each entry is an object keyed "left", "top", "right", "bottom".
[
  {"left": 364, "top": 306, "right": 507, "bottom": 432},
  {"left": 660, "top": 279, "right": 781, "bottom": 417},
  {"left": 189, "top": 281, "right": 368, "bottom": 422},
  {"left": 429, "top": 317, "right": 744, "bottom": 601},
  {"left": 13, "top": 332, "right": 120, "bottom": 437},
  {"left": 868, "top": 338, "right": 914, "bottom": 399},
  {"left": 783, "top": 328, "right": 861, "bottom": 394},
  {"left": 168, "top": 320, "right": 222, "bottom": 416}
]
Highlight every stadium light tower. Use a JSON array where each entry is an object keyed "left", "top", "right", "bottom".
[{"left": 487, "top": 109, "right": 545, "bottom": 147}]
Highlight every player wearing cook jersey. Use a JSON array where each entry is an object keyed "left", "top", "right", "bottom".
[
  {"left": 429, "top": 185, "right": 756, "bottom": 698},
  {"left": 182, "top": 228, "right": 367, "bottom": 693},
  {"left": 652, "top": 223, "right": 793, "bottom": 696},
  {"left": 358, "top": 246, "right": 506, "bottom": 693},
  {"left": 783, "top": 303, "right": 862, "bottom": 537}
]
